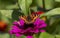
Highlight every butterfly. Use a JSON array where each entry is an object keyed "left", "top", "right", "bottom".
[{"left": 19, "top": 14, "right": 38, "bottom": 24}]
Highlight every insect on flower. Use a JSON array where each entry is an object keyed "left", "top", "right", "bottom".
[
  {"left": 32, "top": 11, "right": 47, "bottom": 21},
  {"left": 9, "top": 14, "right": 47, "bottom": 38}
]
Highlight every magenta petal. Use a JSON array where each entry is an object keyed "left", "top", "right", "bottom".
[
  {"left": 13, "top": 22, "right": 18, "bottom": 25},
  {"left": 9, "top": 30, "right": 13, "bottom": 34},
  {"left": 12, "top": 26, "right": 17, "bottom": 28},
  {"left": 12, "top": 26, "right": 19, "bottom": 30},
  {"left": 19, "top": 19, "right": 25, "bottom": 26},
  {"left": 9, "top": 17, "right": 47, "bottom": 37},
  {"left": 16, "top": 34, "right": 21, "bottom": 37},
  {"left": 11, "top": 26, "right": 21, "bottom": 33},
  {"left": 34, "top": 18, "right": 40, "bottom": 25},
  {"left": 24, "top": 28, "right": 32, "bottom": 32},
  {"left": 34, "top": 29, "right": 39, "bottom": 33},
  {"left": 26, "top": 36, "right": 33, "bottom": 38},
  {"left": 40, "top": 20, "right": 45, "bottom": 24},
  {"left": 39, "top": 23, "right": 47, "bottom": 28},
  {"left": 29, "top": 29, "right": 34, "bottom": 33},
  {"left": 40, "top": 30, "right": 45, "bottom": 32},
  {"left": 34, "top": 18, "right": 45, "bottom": 26}
]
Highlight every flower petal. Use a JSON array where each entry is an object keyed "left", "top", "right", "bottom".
[
  {"left": 13, "top": 22, "right": 18, "bottom": 25},
  {"left": 16, "top": 33, "right": 22, "bottom": 37},
  {"left": 9, "top": 30, "right": 13, "bottom": 34},
  {"left": 39, "top": 23, "right": 47, "bottom": 28},
  {"left": 24, "top": 28, "right": 32, "bottom": 32},
  {"left": 34, "top": 29, "right": 39, "bottom": 33},
  {"left": 19, "top": 19, "right": 25, "bottom": 26},
  {"left": 11, "top": 26, "right": 21, "bottom": 33},
  {"left": 26, "top": 36, "right": 33, "bottom": 38},
  {"left": 40, "top": 30, "right": 45, "bottom": 32},
  {"left": 34, "top": 18, "right": 39, "bottom": 25}
]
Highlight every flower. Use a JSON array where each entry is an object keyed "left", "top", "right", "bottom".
[
  {"left": 9, "top": 17, "right": 47, "bottom": 38},
  {"left": 0, "top": 21, "right": 7, "bottom": 32}
]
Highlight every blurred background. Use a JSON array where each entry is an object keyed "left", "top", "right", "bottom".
[{"left": 0, "top": 0, "right": 60, "bottom": 38}]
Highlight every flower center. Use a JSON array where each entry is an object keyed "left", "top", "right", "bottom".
[{"left": 23, "top": 23, "right": 35, "bottom": 29}]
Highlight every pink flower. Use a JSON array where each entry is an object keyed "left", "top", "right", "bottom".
[{"left": 9, "top": 18, "right": 47, "bottom": 38}]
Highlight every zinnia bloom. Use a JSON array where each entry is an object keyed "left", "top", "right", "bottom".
[{"left": 9, "top": 17, "right": 47, "bottom": 38}]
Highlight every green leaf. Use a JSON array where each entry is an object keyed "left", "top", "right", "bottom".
[
  {"left": 56, "top": 35, "right": 60, "bottom": 38},
  {"left": 55, "top": 0, "right": 60, "bottom": 2},
  {"left": 21, "top": 35, "right": 26, "bottom": 38},
  {"left": 0, "top": 12, "right": 2, "bottom": 20},
  {"left": 18, "top": 0, "right": 32, "bottom": 16},
  {"left": 36, "top": 0, "right": 43, "bottom": 7},
  {"left": 30, "top": 6, "right": 37, "bottom": 12},
  {"left": 6, "top": 3, "right": 19, "bottom": 9},
  {"left": 0, "top": 0, "right": 17, "bottom": 9},
  {"left": 0, "top": 33, "right": 10, "bottom": 38},
  {"left": 0, "top": 10, "right": 13, "bottom": 23},
  {"left": 50, "top": 18, "right": 60, "bottom": 34},
  {"left": 40, "top": 8, "right": 60, "bottom": 18},
  {"left": 31, "top": 0, "right": 37, "bottom": 6},
  {"left": 0, "top": 10, "right": 13, "bottom": 19},
  {"left": 39, "top": 32, "right": 55, "bottom": 38},
  {"left": 45, "top": 15, "right": 60, "bottom": 35}
]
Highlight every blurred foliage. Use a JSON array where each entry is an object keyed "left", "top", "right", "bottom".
[
  {"left": 12, "top": 9, "right": 24, "bottom": 20},
  {"left": 0, "top": 33, "right": 10, "bottom": 38},
  {"left": 39, "top": 32, "right": 55, "bottom": 38},
  {"left": 0, "top": 0, "right": 59, "bottom": 10},
  {"left": 0, "top": 12, "right": 2, "bottom": 20},
  {"left": 40, "top": 8, "right": 60, "bottom": 18},
  {"left": 0, "top": 8, "right": 60, "bottom": 38},
  {"left": 0, "top": 0, "right": 60, "bottom": 38},
  {"left": 0, "top": 0, "right": 18, "bottom": 9},
  {"left": 18, "top": 0, "right": 32, "bottom": 16},
  {"left": 55, "top": 0, "right": 60, "bottom": 2}
]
